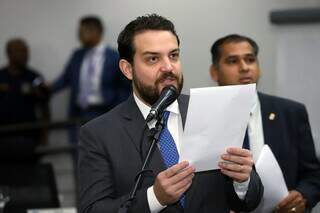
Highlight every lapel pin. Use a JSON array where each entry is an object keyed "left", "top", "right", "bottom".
[{"left": 269, "top": 113, "right": 276, "bottom": 120}]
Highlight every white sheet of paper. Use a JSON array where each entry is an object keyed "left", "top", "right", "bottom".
[
  {"left": 252, "top": 145, "right": 289, "bottom": 213},
  {"left": 179, "top": 84, "right": 256, "bottom": 172}
]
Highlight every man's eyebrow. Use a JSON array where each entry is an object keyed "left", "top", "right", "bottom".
[
  {"left": 244, "top": 53, "right": 256, "bottom": 57},
  {"left": 142, "top": 48, "right": 180, "bottom": 56},
  {"left": 225, "top": 53, "right": 255, "bottom": 58},
  {"left": 142, "top": 51, "right": 159, "bottom": 56},
  {"left": 170, "top": 48, "right": 180, "bottom": 53},
  {"left": 224, "top": 55, "right": 237, "bottom": 59}
]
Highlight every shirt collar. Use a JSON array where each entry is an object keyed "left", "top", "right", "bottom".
[
  {"left": 133, "top": 91, "right": 180, "bottom": 120},
  {"left": 89, "top": 42, "right": 106, "bottom": 54},
  {"left": 251, "top": 91, "right": 260, "bottom": 115}
]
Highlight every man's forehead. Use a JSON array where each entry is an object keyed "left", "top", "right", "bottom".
[
  {"left": 221, "top": 41, "right": 255, "bottom": 57},
  {"left": 133, "top": 30, "right": 179, "bottom": 53}
]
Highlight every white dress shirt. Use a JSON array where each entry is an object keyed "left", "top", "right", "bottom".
[
  {"left": 78, "top": 42, "right": 106, "bottom": 107},
  {"left": 133, "top": 92, "right": 250, "bottom": 213},
  {"left": 248, "top": 92, "right": 265, "bottom": 163}
]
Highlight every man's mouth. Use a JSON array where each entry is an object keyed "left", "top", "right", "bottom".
[
  {"left": 161, "top": 77, "right": 176, "bottom": 84},
  {"left": 239, "top": 77, "right": 252, "bottom": 84},
  {"left": 157, "top": 73, "right": 178, "bottom": 85}
]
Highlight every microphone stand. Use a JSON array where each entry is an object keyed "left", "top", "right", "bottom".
[{"left": 117, "top": 116, "right": 165, "bottom": 213}]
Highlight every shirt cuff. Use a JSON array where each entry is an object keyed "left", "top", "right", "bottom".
[
  {"left": 233, "top": 177, "right": 250, "bottom": 200},
  {"left": 147, "top": 186, "right": 166, "bottom": 213}
]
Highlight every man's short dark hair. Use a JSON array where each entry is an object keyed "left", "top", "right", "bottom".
[
  {"left": 6, "top": 38, "right": 28, "bottom": 56},
  {"left": 117, "top": 14, "right": 180, "bottom": 64},
  {"left": 80, "top": 15, "right": 104, "bottom": 34},
  {"left": 210, "top": 34, "right": 259, "bottom": 67}
]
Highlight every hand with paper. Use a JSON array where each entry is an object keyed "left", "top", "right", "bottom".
[
  {"left": 219, "top": 147, "right": 254, "bottom": 182},
  {"left": 252, "top": 145, "right": 289, "bottom": 213},
  {"left": 153, "top": 161, "right": 195, "bottom": 205},
  {"left": 180, "top": 83, "right": 256, "bottom": 178},
  {"left": 276, "top": 190, "right": 306, "bottom": 213}
]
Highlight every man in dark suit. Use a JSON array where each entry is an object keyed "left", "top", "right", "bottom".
[
  {"left": 0, "top": 38, "right": 50, "bottom": 163},
  {"left": 78, "top": 14, "right": 263, "bottom": 213},
  {"left": 50, "top": 16, "right": 130, "bottom": 143},
  {"left": 209, "top": 34, "right": 320, "bottom": 213}
]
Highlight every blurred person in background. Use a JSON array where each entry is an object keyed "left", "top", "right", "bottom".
[
  {"left": 0, "top": 38, "right": 50, "bottom": 164},
  {"left": 48, "top": 15, "right": 131, "bottom": 145},
  {"left": 209, "top": 34, "right": 320, "bottom": 213}
]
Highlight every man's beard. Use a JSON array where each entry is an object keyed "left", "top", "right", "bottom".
[{"left": 132, "top": 71, "right": 183, "bottom": 106}]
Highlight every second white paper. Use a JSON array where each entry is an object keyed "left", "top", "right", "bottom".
[{"left": 251, "top": 145, "right": 289, "bottom": 213}]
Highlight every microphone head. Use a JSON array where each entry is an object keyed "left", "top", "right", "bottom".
[
  {"left": 146, "top": 85, "right": 178, "bottom": 122},
  {"left": 160, "top": 85, "right": 178, "bottom": 104}
]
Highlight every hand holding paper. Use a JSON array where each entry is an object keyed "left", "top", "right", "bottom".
[
  {"left": 219, "top": 147, "right": 254, "bottom": 182},
  {"left": 252, "top": 145, "right": 289, "bottom": 213},
  {"left": 179, "top": 84, "right": 256, "bottom": 172},
  {"left": 276, "top": 190, "right": 306, "bottom": 213}
]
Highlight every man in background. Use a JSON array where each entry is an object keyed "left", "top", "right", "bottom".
[
  {"left": 0, "top": 38, "right": 50, "bottom": 163},
  {"left": 209, "top": 34, "right": 320, "bottom": 213},
  {"left": 50, "top": 15, "right": 131, "bottom": 144}
]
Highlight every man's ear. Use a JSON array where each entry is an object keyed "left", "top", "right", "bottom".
[
  {"left": 119, "top": 59, "right": 133, "bottom": 80},
  {"left": 209, "top": 64, "right": 219, "bottom": 82}
]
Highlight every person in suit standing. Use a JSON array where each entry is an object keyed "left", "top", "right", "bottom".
[
  {"left": 0, "top": 38, "right": 50, "bottom": 163},
  {"left": 209, "top": 34, "right": 320, "bottom": 213},
  {"left": 78, "top": 14, "right": 263, "bottom": 213},
  {"left": 49, "top": 15, "right": 131, "bottom": 144}
]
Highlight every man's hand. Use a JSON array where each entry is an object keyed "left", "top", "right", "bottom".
[
  {"left": 31, "top": 82, "right": 52, "bottom": 101},
  {"left": 153, "top": 161, "right": 195, "bottom": 205},
  {"left": 275, "top": 190, "right": 306, "bottom": 213},
  {"left": 218, "top": 147, "right": 253, "bottom": 182}
]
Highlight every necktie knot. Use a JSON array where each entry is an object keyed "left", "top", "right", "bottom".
[{"left": 162, "top": 111, "right": 170, "bottom": 125}]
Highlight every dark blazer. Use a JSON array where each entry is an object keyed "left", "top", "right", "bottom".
[
  {"left": 259, "top": 93, "right": 320, "bottom": 209},
  {"left": 52, "top": 46, "right": 130, "bottom": 117},
  {"left": 78, "top": 94, "right": 263, "bottom": 213}
]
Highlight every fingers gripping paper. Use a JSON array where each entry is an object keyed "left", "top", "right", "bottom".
[{"left": 179, "top": 84, "right": 256, "bottom": 172}]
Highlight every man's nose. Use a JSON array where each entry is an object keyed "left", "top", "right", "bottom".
[
  {"left": 240, "top": 60, "right": 249, "bottom": 72},
  {"left": 160, "top": 57, "right": 173, "bottom": 72}
]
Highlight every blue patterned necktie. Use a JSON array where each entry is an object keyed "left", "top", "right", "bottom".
[
  {"left": 242, "top": 128, "right": 250, "bottom": 150},
  {"left": 79, "top": 50, "right": 95, "bottom": 109},
  {"left": 158, "top": 111, "right": 185, "bottom": 207}
]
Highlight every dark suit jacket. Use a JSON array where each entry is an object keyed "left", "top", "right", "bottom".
[
  {"left": 52, "top": 46, "right": 130, "bottom": 117},
  {"left": 78, "top": 94, "right": 263, "bottom": 213},
  {"left": 259, "top": 93, "right": 320, "bottom": 209}
]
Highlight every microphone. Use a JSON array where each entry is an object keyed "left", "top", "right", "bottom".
[{"left": 146, "top": 85, "right": 178, "bottom": 122}]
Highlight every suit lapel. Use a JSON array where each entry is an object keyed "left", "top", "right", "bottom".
[
  {"left": 122, "top": 94, "right": 197, "bottom": 209},
  {"left": 121, "top": 95, "right": 145, "bottom": 154},
  {"left": 259, "top": 93, "right": 281, "bottom": 157},
  {"left": 178, "top": 94, "right": 189, "bottom": 128},
  {"left": 74, "top": 48, "right": 88, "bottom": 97},
  {"left": 121, "top": 95, "right": 166, "bottom": 177},
  {"left": 74, "top": 49, "right": 87, "bottom": 92},
  {"left": 101, "top": 47, "right": 113, "bottom": 83}
]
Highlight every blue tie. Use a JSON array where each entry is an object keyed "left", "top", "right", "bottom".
[
  {"left": 242, "top": 128, "right": 250, "bottom": 150},
  {"left": 79, "top": 50, "right": 95, "bottom": 109},
  {"left": 158, "top": 111, "right": 185, "bottom": 207}
]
